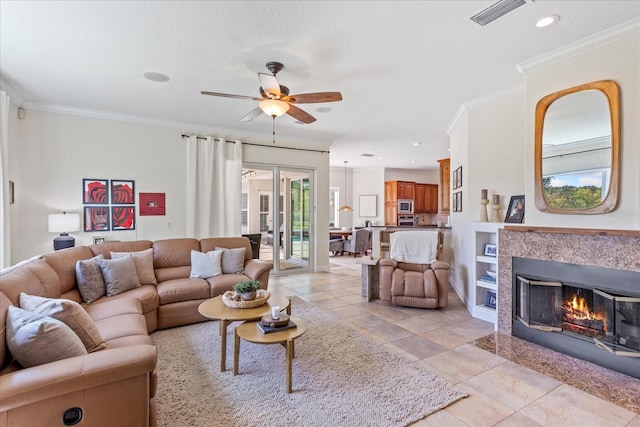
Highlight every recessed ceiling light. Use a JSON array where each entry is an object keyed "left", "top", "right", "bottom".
[
  {"left": 143, "top": 72, "right": 170, "bottom": 83},
  {"left": 316, "top": 107, "right": 332, "bottom": 113},
  {"left": 411, "top": 160, "right": 416, "bottom": 164},
  {"left": 413, "top": 142, "right": 422, "bottom": 146},
  {"left": 379, "top": 156, "right": 384, "bottom": 160},
  {"left": 536, "top": 15, "right": 559, "bottom": 28}
]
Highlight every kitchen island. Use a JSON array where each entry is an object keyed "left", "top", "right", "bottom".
[{"left": 370, "top": 225, "right": 451, "bottom": 259}]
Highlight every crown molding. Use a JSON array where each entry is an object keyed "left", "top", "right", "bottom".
[
  {"left": 20, "top": 100, "right": 332, "bottom": 150},
  {"left": 516, "top": 17, "right": 640, "bottom": 75},
  {"left": 446, "top": 82, "right": 525, "bottom": 136}
]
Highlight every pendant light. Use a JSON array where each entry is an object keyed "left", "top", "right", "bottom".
[{"left": 338, "top": 160, "right": 353, "bottom": 212}]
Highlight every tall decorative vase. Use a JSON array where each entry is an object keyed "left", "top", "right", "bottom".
[
  {"left": 479, "top": 199, "right": 489, "bottom": 222},
  {"left": 490, "top": 194, "right": 501, "bottom": 222}
]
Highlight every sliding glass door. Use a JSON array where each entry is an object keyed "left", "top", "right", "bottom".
[{"left": 241, "top": 163, "right": 313, "bottom": 274}]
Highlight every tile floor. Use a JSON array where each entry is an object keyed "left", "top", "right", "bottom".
[{"left": 266, "top": 255, "right": 640, "bottom": 427}]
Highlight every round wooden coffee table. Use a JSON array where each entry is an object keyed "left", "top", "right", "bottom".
[
  {"left": 233, "top": 316, "right": 308, "bottom": 393},
  {"left": 198, "top": 293, "right": 291, "bottom": 372}
]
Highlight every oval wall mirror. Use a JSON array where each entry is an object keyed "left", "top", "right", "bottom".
[{"left": 534, "top": 80, "right": 620, "bottom": 214}]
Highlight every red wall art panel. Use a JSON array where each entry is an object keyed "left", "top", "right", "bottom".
[
  {"left": 111, "top": 206, "right": 135, "bottom": 231},
  {"left": 110, "top": 180, "right": 135, "bottom": 204},
  {"left": 83, "top": 179, "right": 108, "bottom": 204},
  {"left": 84, "top": 206, "right": 110, "bottom": 232},
  {"left": 139, "top": 192, "right": 166, "bottom": 216}
]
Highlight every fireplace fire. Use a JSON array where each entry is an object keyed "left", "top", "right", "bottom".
[
  {"left": 516, "top": 275, "right": 639, "bottom": 360},
  {"left": 561, "top": 289, "right": 606, "bottom": 338}
]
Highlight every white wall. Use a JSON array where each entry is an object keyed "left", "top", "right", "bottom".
[
  {"left": 353, "top": 167, "right": 385, "bottom": 227},
  {"left": 449, "top": 30, "right": 640, "bottom": 316},
  {"left": 9, "top": 110, "right": 331, "bottom": 271},
  {"left": 524, "top": 34, "right": 640, "bottom": 229},
  {"left": 448, "top": 91, "right": 527, "bottom": 307}
]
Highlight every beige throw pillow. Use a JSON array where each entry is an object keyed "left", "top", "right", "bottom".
[
  {"left": 215, "top": 247, "right": 246, "bottom": 274},
  {"left": 111, "top": 248, "right": 157, "bottom": 285},
  {"left": 189, "top": 250, "right": 223, "bottom": 279},
  {"left": 19, "top": 293, "right": 106, "bottom": 353},
  {"left": 99, "top": 255, "right": 141, "bottom": 296},
  {"left": 76, "top": 254, "right": 106, "bottom": 304},
  {"left": 6, "top": 306, "right": 87, "bottom": 368}
]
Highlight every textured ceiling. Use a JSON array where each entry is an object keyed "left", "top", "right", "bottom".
[{"left": 1, "top": 1, "right": 638, "bottom": 170}]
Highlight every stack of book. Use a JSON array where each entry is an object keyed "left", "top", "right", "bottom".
[
  {"left": 257, "top": 320, "right": 297, "bottom": 334},
  {"left": 479, "top": 274, "right": 496, "bottom": 283}
]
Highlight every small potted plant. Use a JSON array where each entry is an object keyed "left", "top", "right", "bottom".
[{"left": 233, "top": 279, "right": 262, "bottom": 301}]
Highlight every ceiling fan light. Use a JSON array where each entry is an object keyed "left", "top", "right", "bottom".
[{"left": 259, "top": 99, "right": 290, "bottom": 117}]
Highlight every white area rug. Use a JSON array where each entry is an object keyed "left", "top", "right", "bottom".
[{"left": 152, "top": 297, "right": 467, "bottom": 427}]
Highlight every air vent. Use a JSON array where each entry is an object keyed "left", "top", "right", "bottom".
[
  {"left": 361, "top": 153, "right": 375, "bottom": 157},
  {"left": 470, "top": 0, "right": 527, "bottom": 26}
]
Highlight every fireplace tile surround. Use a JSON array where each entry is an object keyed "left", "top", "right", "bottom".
[
  {"left": 493, "top": 227, "right": 640, "bottom": 411},
  {"left": 497, "top": 227, "right": 640, "bottom": 335}
]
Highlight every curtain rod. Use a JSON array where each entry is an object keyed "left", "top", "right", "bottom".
[{"left": 180, "top": 133, "right": 329, "bottom": 154}]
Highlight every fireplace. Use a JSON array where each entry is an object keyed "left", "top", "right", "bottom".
[{"left": 512, "top": 257, "right": 640, "bottom": 379}]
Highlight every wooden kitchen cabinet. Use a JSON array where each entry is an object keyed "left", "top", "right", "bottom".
[
  {"left": 438, "top": 158, "right": 451, "bottom": 213},
  {"left": 415, "top": 184, "right": 427, "bottom": 213},
  {"left": 416, "top": 183, "right": 438, "bottom": 213},
  {"left": 397, "top": 181, "right": 415, "bottom": 199}
]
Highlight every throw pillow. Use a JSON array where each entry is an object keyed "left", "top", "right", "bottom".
[
  {"left": 189, "top": 250, "right": 223, "bottom": 279},
  {"left": 215, "top": 247, "right": 246, "bottom": 274},
  {"left": 98, "top": 255, "right": 141, "bottom": 296},
  {"left": 19, "top": 293, "right": 106, "bottom": 353},
  {"left": 75, "top": 254, "right": 106, "bottom": 304},
  {"left": 111, "top": 248, "right": 157, "bottom": 285},
  {"left": 6, "top": 306, "right": 87, "bottom": 368}
]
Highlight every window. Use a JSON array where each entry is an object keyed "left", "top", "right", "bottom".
[
  {"left": 241, "top": 193, "right": 248, "bottom": 232},
  {"left": 329, "top": 187, "right": 339, "bottom": 227}
]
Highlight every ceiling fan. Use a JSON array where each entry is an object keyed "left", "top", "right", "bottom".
[{"left": 201, "top": 61, "right": 342, "bottom": 124}]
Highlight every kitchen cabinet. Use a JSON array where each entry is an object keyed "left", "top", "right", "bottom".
[
  {"left": 385, "top": 205, "right": 397, "bottom": 226},
  {"left": 438, "top": 158, "right": 450, "bottom": 213},
  {"left": 385, "top": 181, "right": 415, "bottom": 225},
  {"left": 397, "top": 181, "right": 415, "bottom": 199},
  {"left": 415, "top": 184, "right": 438, "bottom": 213}
]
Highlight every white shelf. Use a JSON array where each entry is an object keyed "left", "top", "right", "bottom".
[
  {"left": 476, "top": 280, "right": 497, "bottom": 290},
  {"left": 470, "top": 222, "right": 504, "bottom": 331}
]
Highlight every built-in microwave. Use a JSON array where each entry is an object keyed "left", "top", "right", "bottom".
[{"left": 398, "top": 199, "right": 414, "bottom": 214}]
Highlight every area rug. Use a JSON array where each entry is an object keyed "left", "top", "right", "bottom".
[{"left": 152, "top": 297, "right": 467, "bottom": 427}]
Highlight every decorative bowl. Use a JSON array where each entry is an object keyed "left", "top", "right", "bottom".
[{"left": 486, "top": 271, "right": 496, "bottom": 279}]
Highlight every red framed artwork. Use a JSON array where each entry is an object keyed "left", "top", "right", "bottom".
[
  {"left": 84, "top": 206, "right": 110, "bottom": 232},
  {"left": 111, "top": 206, "right": 135, "bottom": 231},
  {"left": 83, "top": 179, "right": 108, "bottom": 204},
  {"left": 111, "top": 180, "right": 135, "bottom": 204},
  {"left": 139, "top": 192, "right": 166, "bottom": 216}
]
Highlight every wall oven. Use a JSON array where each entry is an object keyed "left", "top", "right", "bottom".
[
  {"left": 398, "top": 199, "right": 414, "bottom": 214},
  {"left": 398, "top": 215, "right": 416, "bottom": 226}
]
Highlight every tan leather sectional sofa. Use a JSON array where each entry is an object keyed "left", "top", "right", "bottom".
[{"left": 0, "top": 237, "right": 273, "bottom": 427}]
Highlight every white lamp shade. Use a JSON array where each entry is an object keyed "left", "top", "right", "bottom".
[
  {"left": 48, "top": 213, "right": 80, "bottom": 233},
  {"left": 259, "top": 99, "right": 290, "bottom": 117}
]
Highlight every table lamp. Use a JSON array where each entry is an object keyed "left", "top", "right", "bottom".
[{"left": 48, "top": 212, "right": 80, "bottom": 250}]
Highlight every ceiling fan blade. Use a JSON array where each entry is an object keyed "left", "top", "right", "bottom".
[
  {"left": 201, "top": 91, "right": 260, "bottom": 101},
  {"left": 286, "top": 104, "right": 316, "bottom": 124},
  {"left": 287, "top": 92, "right": 343, "bottom": 104},
  {"left": 258, "top": 73, "right": 281, "bottom": 99},
  {"left": 240, "top": 107, "right": 264, "bottom": 122}
]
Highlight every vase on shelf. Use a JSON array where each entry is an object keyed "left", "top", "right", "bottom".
[{"left": 479, "top": 199, "right": 489, "bottom": 222}]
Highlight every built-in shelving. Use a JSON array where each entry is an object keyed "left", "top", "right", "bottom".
[{"left": 471, "top": 222, "right": 503, "bottom": 330}]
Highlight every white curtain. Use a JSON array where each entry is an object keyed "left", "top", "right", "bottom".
[
  {"left": 0, "top": 91, "right": 10, "bottom": 268},
  {"left": 186, "top": 135, "right": 243, "bottom": 238}
]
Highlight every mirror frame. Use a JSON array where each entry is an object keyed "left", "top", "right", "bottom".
[{"left": 534, "top": 80, "right": 620, "bottom": 214}]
